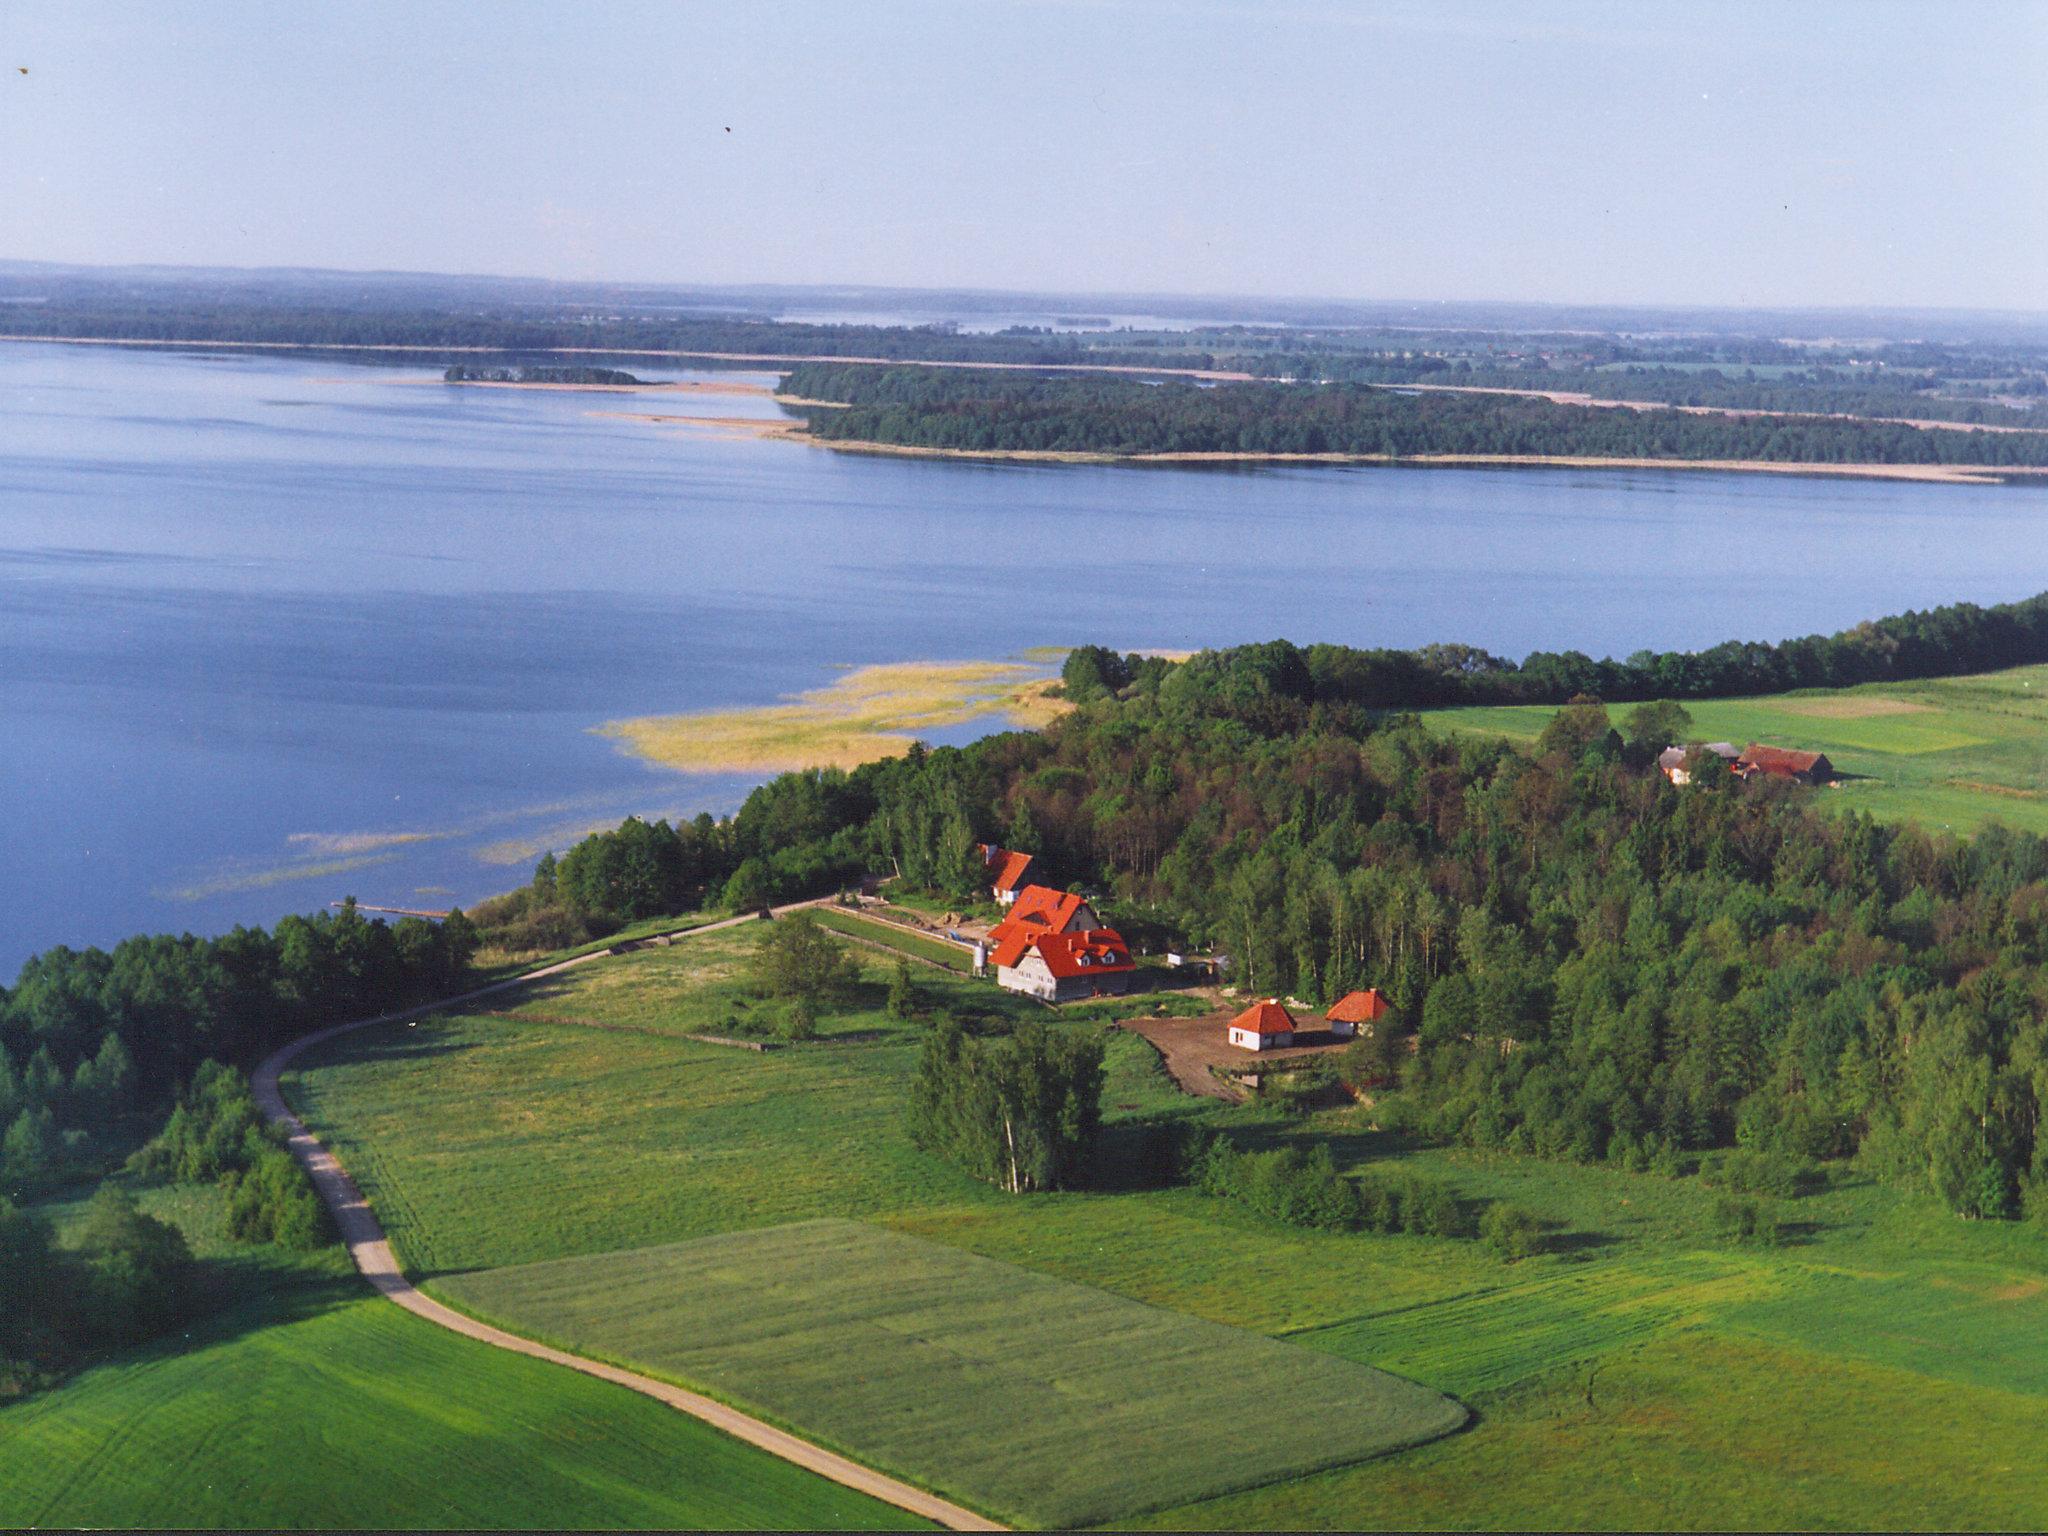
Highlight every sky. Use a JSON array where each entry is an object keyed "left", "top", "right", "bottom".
[{"left": 2, "top": 0, "right": 2044, "bottom": 311}]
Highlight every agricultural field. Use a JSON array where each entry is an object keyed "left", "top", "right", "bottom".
[
  {"left": 440, "top": 1219, "right": 1464, "bottom": 1529},
  {"left": 1422, "top": 663, "right": 2048, "bottom": 837},
  {"left": 278, "top": 914, "right": 2048, "bottom": 1529},
  {"left": 0, "top": 1188, "right": 914, "bottom": 1531}
]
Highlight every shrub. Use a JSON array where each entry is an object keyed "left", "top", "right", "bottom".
[
  {"left": 1354, "top": 1175, "right": 1400, "bottom": 1233},
  {"left": 1398, "top": 1178, "right": 1466, "bottom": 1238},
  {"left": 1699, "top": 1148, "right": 1818, "bottom": 1198},
  {"left": 1710, "top": 1195, "right": 1788, "bottom": 1246},
  {"left": 225, "top": 1147, "right": 332, "bottom": 1249},
  {"left": 72, "top": 1187, "right": 192, "bottom": 1347},
  {"left": 886, "top": 958, "right": 918, "bottom": 1021},
  {"left": 1480, "top": 1202, "right": 1545, "bottom": 1260},
  {"left": 781, "top": 996, "right": 819, "bottom": 1042}
]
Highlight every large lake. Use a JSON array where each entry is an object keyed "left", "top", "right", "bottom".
[{"left": 6, "top": 340, "right": 2048, "bottom": 972}]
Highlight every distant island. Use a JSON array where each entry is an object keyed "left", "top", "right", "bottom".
[
  {"left": 444, "top": 364, "right": 645, "bottom": 386},
  {"left": 776, "top": 362, "right": 2048, "bottom": 477}
]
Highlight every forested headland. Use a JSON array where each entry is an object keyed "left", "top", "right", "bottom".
[{"left": 780, "top": 364, "right": 2048, "bottom": 468}]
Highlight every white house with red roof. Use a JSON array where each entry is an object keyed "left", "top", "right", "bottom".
[
  {"left": 1228, "top": 999, "right": 1298, "bottom": 1051},
  {"left": 993, "top": 926, "right": 1136, "bottom": 1003},
  {"left": 977, "top": 844, "right": 1036, "bottom": 907},
  {"left": 1324, "top": 987, "right": 1393, "bottom": 1041}
]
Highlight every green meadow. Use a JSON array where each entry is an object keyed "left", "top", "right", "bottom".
[
  {"left": 1423, "top": 663, "right": 2048, "bottom": 836},
  {"left": 441, "top": 1220, "right": 1464, "bottom": 1529},
  {"left": 274, "top": 923, "right": 2048, "bottom": 1528},
  {"left": 0, "top": 1187, "right": 915, "bottom": 1532}
]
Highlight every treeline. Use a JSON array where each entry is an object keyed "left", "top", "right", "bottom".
[
  {"left": 587, "top": 627, "right": 2048, "bottom": 1223},
  {"left": 1247, "top": 357, "right": 2042, "bottom": 426},
  {"left": 1060, "top": 585, "right": 2048, "bottom": 712},
  {"left": 443, "top": 364, "right": 643, "bottom": 385},
  {"left": 782, "top": 364, "right": 2048, "bottom": 467},
  {"left": 1, "top": 899, "right": 477, "bottom": 1139},
  {"left": 1, "top": 299, "right": 1226, "bottom": 371}
]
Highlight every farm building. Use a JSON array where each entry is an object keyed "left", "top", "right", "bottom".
[
  {"left": 1657, "top": 742, "right": 1741, "bottom": 785},
  {"left": 1735, "top": 743, "right": 1834, "bottom": 785},
  {"left": 987, "top": 885, "right": 1102, "bottom": 947},
  {"left": 977, "top": 844, "right": 1036, "bottom": 906},
  {"left": 993, "top": 927, "right": 1135, "bottom": 1002},
  {"left": 1228, "top": 999, "right": 1298, "bottom": 1052},
  {"left": 1325, "top": 987, "right": 1393, "bottom": 1040}
]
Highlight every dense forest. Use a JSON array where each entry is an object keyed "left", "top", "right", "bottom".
[{"left": 782, "top": 364, "right": 2048, "bottom": 467}]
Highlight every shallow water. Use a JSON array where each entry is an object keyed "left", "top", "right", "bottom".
[{"left": 5, "top": 341, "right": 2047, "bottom": 970}]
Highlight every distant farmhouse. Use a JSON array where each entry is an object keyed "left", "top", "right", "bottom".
[
  {"left": 1657, "top": 741, "right": 1831, "bottom": 787},
  {"left": 1657, "top": 742, "right": 1740, "bottom": 785},
  {"left": 986, "top": 879, "right": 1134, "bottom": 1002},
  {"left": 1227, "top": 999, "right": 1298, "bottom": 1051},
  {"left": 1735, "top": 744, "right": 1835, "bottom": 785},
  {"left": 977, "top": 844, "right": 1036, "bottom": 907}
]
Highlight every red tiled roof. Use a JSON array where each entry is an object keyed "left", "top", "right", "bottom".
[
  {"left": 1230, "top": 1000, "right": 1297, "bottom": 1036},
  {"left": 1326, "top": 988, "right": 1393, "bottom": 1024},
  {"left": 1738, "top": 744, "right": 1829, "bottom": 777},
  {"left": 979, "top": 844, "right": 1036, "bottom": 893},
  {"left": 1030, "top": 928, "right": 1134, "bottom": 979},
  {"left": 988, "top": 885, "right": 1091, "bottom": 946}
]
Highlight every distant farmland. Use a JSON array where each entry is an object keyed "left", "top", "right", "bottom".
[
  {"left": 1422, "top": 662, "right": 2048, "bottom": 837},
  {"left": 438, "top": 1219, "right": 1467, "bottom": 1529}
]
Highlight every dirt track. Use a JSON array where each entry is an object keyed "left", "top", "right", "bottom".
[{"left": 251, "top": 899, "right": 1004, "bottom": 1533}]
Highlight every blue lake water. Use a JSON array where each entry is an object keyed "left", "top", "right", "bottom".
[{"left": 5, "top": 340, "right": 2048, "bottom": 973}]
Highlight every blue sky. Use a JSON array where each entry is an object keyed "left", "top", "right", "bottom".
[{"left": 2, "top": 0, "right": 2042, "bottom": 309}]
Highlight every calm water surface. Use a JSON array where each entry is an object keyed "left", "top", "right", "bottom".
[{"left": 5, "top": 341, "right": 2048, "bottom": 970}]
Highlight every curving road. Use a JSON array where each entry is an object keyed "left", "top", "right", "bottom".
[{"left": 252, "top": 900, "right": 1005, "bottom": 1533}]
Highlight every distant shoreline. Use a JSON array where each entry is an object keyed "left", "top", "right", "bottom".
[{"left": 592, "top": 411, "right": 2044, "bottom": 485}]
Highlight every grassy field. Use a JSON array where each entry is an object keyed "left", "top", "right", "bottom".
[
  {"left": 284, "top": 926, "right": 1043, "bottom": 1273},
  {"left": 440, "top": 1219, "right": 1464, "bottom": 1529},
  {"left": 278, "top": 916, "right": 2048, "bottom": 1529},
  {"left": 1422, "top": 663, "right": 2048, "bottom": 837},
  {"left": 0, "top": 1188, "right": 917, "bottom": 1531},
  {"left": 812, "top": 904, "right": 978, "bottom": 971}
]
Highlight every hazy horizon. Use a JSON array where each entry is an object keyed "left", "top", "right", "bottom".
[{"left": 5, "top": 1, "right": 2044, "bottom": 314}]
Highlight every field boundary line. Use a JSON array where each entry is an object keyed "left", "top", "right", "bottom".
[{"left": 251, "top": 897, "right": 1005, "bottom": 1533}]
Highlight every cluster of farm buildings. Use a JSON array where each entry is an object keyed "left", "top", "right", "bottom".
[
  {"left": 1657, "top": 741, "right": 1834, "bottom": 786},
  {"left": 973, "top": 844, "right": 1398, "bottom": 1054}
]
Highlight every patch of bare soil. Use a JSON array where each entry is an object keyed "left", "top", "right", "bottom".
[{"left": 1117, "top": 1013, "right": 1350, "bottom": 1101}]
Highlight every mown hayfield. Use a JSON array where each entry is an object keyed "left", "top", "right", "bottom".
[
  {"left": 1423, "top": 662, "right": 2048, "bottom": 836},
  {"left": 438, "top": 1218, "right": 1466, "bottom": 1530},
  {"left": 1128, "top": 1329, "right": 2048, "bottom": 1532},
  {"left": 0, "top": 1256, "right": 918, "bottom": 1531}
]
